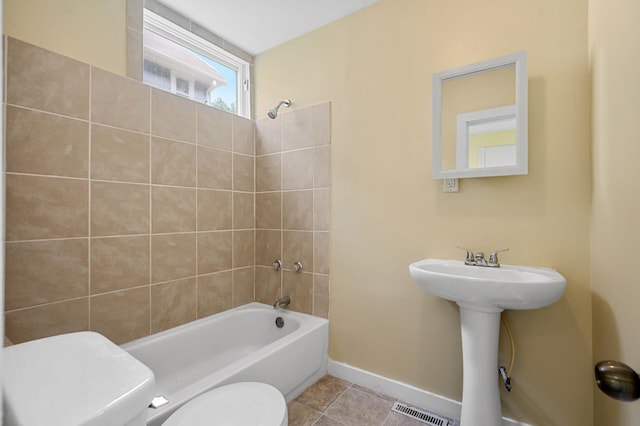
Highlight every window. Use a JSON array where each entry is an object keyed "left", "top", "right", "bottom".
[{"left": 142, "top": 9, "right": 251, "bottom": 117}]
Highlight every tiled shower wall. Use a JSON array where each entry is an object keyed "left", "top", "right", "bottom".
[
  {"left": 4, "top": 37, "right": 330, "bottom": 345},
  {"left": 254, "top": 108, "right": 331, "bottom": 317}
]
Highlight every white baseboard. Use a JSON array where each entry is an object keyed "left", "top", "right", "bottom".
[{"left": 327, "top": 359, "right": 530, "bottom": 426}]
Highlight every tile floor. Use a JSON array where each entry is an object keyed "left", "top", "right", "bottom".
[{"left": 288, "top": 375, "right": 454, "bottom": 426}]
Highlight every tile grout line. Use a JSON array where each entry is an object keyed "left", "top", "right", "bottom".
[
  {"left": 149, "top": 86, "right": 154, "bottom": 334},
  {"left": 87, "top": 65, "right": 93, "bottom": 331},
  {"left": 315, "top": 382, "right": 354, "bottom": 424},
  {"left": 195, "top": 103, "right": 200, "bottom": 318}
]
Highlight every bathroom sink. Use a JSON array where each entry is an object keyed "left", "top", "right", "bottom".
[
  {"left": 409, "top": 258, "right": 566, "bottom": 310},
  {"left": 410, "top": 258, "right": 566, "bottom": 425}
]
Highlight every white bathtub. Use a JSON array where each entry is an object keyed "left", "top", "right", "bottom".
[{"left": 122, "top": 302, "right": 329, "bottom": 426}]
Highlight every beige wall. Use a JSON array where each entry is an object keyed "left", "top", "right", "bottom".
[
  {"left": 255, "top": 0, "right": 591, "bottom": 424},
  {"left": 590, "top": 0, "right": 640, "bottom": 424},
  {"left": 3, "top": 0, "right": 126, "bottom": 76}
]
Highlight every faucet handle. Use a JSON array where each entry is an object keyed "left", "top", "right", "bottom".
[
  {"left": 272, "top": 259, "right": 282, "bottom": 271},
  {"left": 457, "top": 246, "right": 476, "bottom": 265},
  {"left": 488, "top": 248, "right": 509, "bottom": 266}
]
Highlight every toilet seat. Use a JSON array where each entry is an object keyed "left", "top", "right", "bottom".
[{"left": 162, "top": 382, "right": 288, "bottom": 426}]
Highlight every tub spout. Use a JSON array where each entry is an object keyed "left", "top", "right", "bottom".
[{"left": 273, "top": 296, "right": 291, "bottom": 309}]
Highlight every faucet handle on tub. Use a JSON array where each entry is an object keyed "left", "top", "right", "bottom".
[{"left": 272, "top": 260, "right": 282, "bottom": 271}]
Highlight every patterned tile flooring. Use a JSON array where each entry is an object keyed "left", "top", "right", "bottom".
[{"left": 288, "top": 375, "right": 434, "bottom": 426}]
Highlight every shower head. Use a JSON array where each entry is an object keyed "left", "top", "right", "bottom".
[{"left": 267, "top": 99, "right": 291, "bottom": 119}]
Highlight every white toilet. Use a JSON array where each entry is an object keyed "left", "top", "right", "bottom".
[
  {"left": 162, "top": 382, "right": 288, "bottom": 426},
  {"left": 2, "top": 332, "right": 155, "bottom": 426}
]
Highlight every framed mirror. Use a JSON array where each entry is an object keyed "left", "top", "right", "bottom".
[{"left": 432, "top": 51, "right": 527, "bottom": 179}]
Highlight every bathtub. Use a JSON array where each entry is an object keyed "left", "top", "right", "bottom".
[{"left": 122, "top": 302, "right": 329, "bottom": 426}]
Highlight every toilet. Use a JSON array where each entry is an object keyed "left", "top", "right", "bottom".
[
  {"left": 162, "top": 381, "right": 288, "bottom": 426},
  {"left": 2, "top": 332, "right": 155, "bottom": 426}
]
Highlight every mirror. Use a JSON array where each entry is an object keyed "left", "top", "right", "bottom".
[{"left": 432, "top": 52, "right": 527, "bottom": 179}]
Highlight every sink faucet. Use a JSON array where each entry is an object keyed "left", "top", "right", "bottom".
[
  {"left": 458, "top": 247, "right": 509, "bottom": 268},
  {"left": 273, "top": 296, "right": 291, "bottom": 309}
]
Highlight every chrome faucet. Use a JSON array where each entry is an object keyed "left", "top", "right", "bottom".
[
  {"left": 458, "top": 247, "right": 509, "bottom": 268},
  {"left": 273, "top": 296, "right": 291, "bottom": 309}
]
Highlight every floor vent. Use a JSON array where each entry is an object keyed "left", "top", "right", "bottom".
[{"left": 391, "top": 402, "right": 454, "bottom": 426}]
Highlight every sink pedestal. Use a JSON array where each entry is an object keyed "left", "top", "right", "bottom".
[{"left": 459, "top": 304, "right": 502, "bottom": 426}]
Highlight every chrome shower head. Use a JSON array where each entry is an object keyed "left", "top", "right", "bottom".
[{"left": 267, "top": 99, "right": 291, "bottom": 119}]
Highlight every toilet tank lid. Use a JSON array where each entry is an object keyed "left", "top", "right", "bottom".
[{"left": 3, "top": 332, "right": 155, "bottom": 426}]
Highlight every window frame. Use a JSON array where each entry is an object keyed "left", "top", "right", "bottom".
[{"left": 143, "top": 9, "right": 252, "bottom": 118}]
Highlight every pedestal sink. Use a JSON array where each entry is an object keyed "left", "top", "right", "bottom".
[{"left": 409, "top": 259, "right": 566, "bottom": 426}]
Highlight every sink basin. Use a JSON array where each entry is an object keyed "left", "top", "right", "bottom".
[{"left": 409, "top": 258, "right": 566, "bottom": 310}]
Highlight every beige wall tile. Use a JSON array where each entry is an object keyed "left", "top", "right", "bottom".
[
  {"left": 256, "top": 117, "right": 281, "bottom": 155},
  {"left": 255, "top": 266, "right": 282, "bottom": 305},
  {"left": 233, "top": 154, "right": 254, "bottom": 192},
  {"left": 233, "top": 267, "right": 254, "bottom": 307},
  {"left": 256, "top": 230, "right": 282, "bottom": 267},
  {"left": 313, "top": 274, "right": 330, "bottom": 319},
  {"left": 197, "top": 231, "right": 233, "bottom": 274},
  {"left": 126, "top": 27, "right": 143, "bottom": 81},
  {"left": 197, "top": 190, "right": 232, "bottom": 231},
  {"left": 234, "top": 192, "right": 255, "bottom": 230},
  {"left": 197, "top": 146, "right": 232, "bottom": 190},
  {"left": 5, "top": 298, "right": 89, "bottom": 344},
  {"left": 197, "top": 103, "right": 232, "bottom": 150},
  {"left": 197, "top": 271, "right": 232, "bottom": 318},
  {"left": 234, "top": 230, "right": 255, "bottom": 268},
  {"left": 282, "top": 108, "right": 313, "bottom": 151},
  {"left": 256, "top": 192, "right": 281, "bottom": 230},
  {"left": 233, "top": 115, "right": 255, "bottom": 155},
  {"left": 92, "top": 67, "right": 150, "bottom": 133},
  {"left": 152, "top": 186, "right": 196, "bottom": 233},
  {"left": 6, "top": 239, "right": 88, "bottom": 310},
  {"left": 7, "top": 38, "right": 89, "bottom": 119},
  {"left": 314, "top": 232, "right": 330, "bottom": 275},
  {"left": 151, "top": 233, "right": 196, "bottom": 282},
  {"left": 283, "top": 231, "right": 313, "bottom": 273},
  {"left": 151, "top": 278, "right": 197, "bottom": 333},
  {"left": 127, "top": 0, "right": 143, "bottom": 32},
  {"left": 314, "top": 145, "right": 331, "bottom": 188},
  {"left": 151, "top": 89, "right": 196, "bottom": 143},
  {"left": 4, "top": 39, "right": 330, "bottom": 340},
  {"left": 283, "top": 190, "right": 313, "bottom": 230},
  {"left": 91, "top": 124, "right": 149, "bottom": 183},
  {"left": 152, "top": 137, "right": 196, "bottom": 187},
  {"left": 313, "top": 103, "right": 331, "bottom": 146},
  {"left": 90, "top": 287, "right": 150, "bottom": 344},
  {"left": 314, "top": 189, "right": 330, "bottom": 231},
  {"left": 91, "top": 236, "right": 150, "bottom": 294},
  {"left": 7, "top": 106, "right": 89, "bottom": 178},
  {"left": 6, "top": 175, "right": 88, "bottom": 241},
  {"left": 91, "top": 181, "right": 149, "bottom": 236},
  {"left": 283, "top": 148, "right": 314, "bottom": 190},
  {"left": 283, "top": 271, "right": 313, "bottom": 314},
  {"left": 256, "top": 154, "right": 281, "bottom": 192}
]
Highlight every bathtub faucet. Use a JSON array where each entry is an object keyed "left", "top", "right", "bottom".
[{"left": 273, "top": 296, "right": 291, "bottom": 310}]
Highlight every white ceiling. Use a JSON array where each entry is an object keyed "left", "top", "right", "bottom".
[{"left": 158, "top": 0, "right": 380, "bottom": 56}]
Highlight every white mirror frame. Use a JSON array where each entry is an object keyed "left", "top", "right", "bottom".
[{"left": 432, "top": 51, "right": 528, "bottom": 179}]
